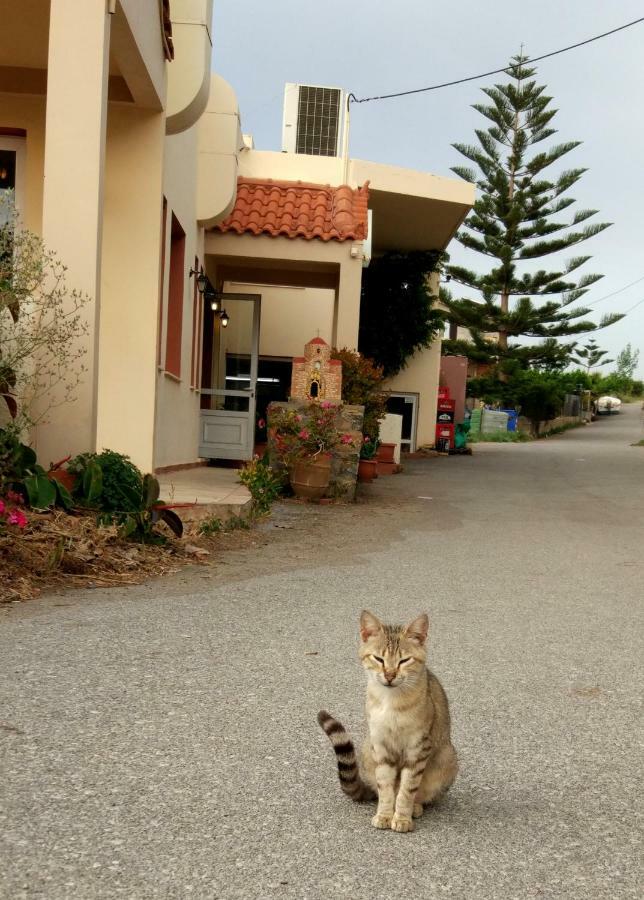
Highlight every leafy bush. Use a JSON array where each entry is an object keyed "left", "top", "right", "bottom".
[
  {"left": 358, "top": 251, "right": 444, "bottom": 376},
  {"left": 270, "top": 402, "right": 355, "bottom": 467},
  {"left": 96, "top": 472, "right": 183, "bottom": 544},
  {"left": 238, "top": 455, "right": 285, "bottom": 515},
  {"left": 1, "top": 197, "right": 89, "bottom": 429},
  {"left": 69, "top": 449, "right": 143, "bottom": 512},
  {"left": 468, "top": 368, "right": 566, "bottom": 436},
  {"left": 331, "top": 348, "right": 388, "bottom": 445},
  {"left": 0, "top": 426, "right": 72, "bottom": 510}
]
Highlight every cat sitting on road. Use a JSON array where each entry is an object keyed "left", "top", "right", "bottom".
[{"left": 318, "top": 609, "right": 458, "bottom": 833}]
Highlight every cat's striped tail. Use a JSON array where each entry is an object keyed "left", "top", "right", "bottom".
[{"left": 317, "top": 710, "right": 374, "bottom": 802}]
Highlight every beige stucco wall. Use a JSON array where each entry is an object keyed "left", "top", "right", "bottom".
[
  {"left": 385, "top": 339, "right": 442, "bottom": 448},
  {"left": 96, "top": 104, "right": 165, "bottom": 471},
  {"left": 153, "top": 123, "right": 206, "bottom": 470},
  {"left": 197, "top": 74, "right": 241, "bottom": 226},
  {"left": 205, "top": 232, "right": 364, "bottom": 350},
  {"left": 223, "top": 283, "right": 336, "bottom": 356}
]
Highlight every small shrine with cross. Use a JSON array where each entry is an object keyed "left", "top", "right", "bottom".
[{"left": 289, "top": 337, "right": 342, "bottom": 402}]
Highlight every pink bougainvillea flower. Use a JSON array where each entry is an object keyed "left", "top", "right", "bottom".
[
  {"left": 6, "top": 490, "right": 23, "bottom": 504},
  {"left": 340, "top": 434, "right": 354, "bottom": 444},
  {"left": 363, "top": 436, "right": 371, "bottom": 443},
  {"left": 8, "top": 508, "right": 28, "bottom": 528},
  {"left": 294, "top": 414, "right": 303, "bottom": 422},
  {"left": 298, "top": 429, "right": 310, "bottom": 440},
  {"left": 0, "top": 499, "right": 5, "bottom": 516},
  {"left": 257, "top": 418, "right": 266, "bottom": 429},
  {"left": 320, "top": 401, "right": 334, "bottom": 409}
]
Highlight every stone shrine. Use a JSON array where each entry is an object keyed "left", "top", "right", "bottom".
[{"left": 290, "top": 337, "right": 342, "bottom": 402}]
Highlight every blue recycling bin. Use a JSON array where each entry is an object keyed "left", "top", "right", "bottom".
[{"left": 500, "top": 409, "right": 519, "bottom": 432}]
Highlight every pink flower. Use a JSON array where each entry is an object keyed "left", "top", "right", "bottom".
[
  {"left": 320, "top": 401, "right": 335, "bottom": 409},
  {"left": 294, "top": 414, "right": 303, "bottom": 423},
  {"left": 8, "top": 508, "right": 27, "bottom": 529},
  {"left": 257, "top": 418, "right": 266, "bottom": 429},
  {"left": 6, "top": 490, "right": 23, "bottom": 504},
  {"left": 0, "top": 500, "right": 5, "bottom": 516},
  {"left": 340, "top": 434, "right": 353, "bottom": 444},
  {"left": 298, "top": 429, "right": 310, "bottom": 440},
  {"left": 363, "top": 436, "right": 371, "bottom": 444}
]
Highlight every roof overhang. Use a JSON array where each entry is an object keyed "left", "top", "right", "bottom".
[
  {"left": 349, "top": 159, "right": 474, "bottom": 253},
  {"left": 235, "top": 150, "right": 475, "bottom": 254}
]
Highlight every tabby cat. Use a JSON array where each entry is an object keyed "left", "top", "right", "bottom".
[{"left": 318, "top": 609, "right": 458, "bottom": 832}]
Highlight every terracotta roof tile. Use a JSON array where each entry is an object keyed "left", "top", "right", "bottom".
[{"left": 215, "top": 178, "right": 369, "bottom": 242}]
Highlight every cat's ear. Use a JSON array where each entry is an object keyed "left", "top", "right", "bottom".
[
  {"left": 360, "top": 610, "right": 382, "bottom": 642},
  {"left": 404, "top": 613, "right": 429, "bottom": 645}
]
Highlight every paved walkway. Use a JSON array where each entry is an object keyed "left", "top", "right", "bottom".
[
  {"left": 1, "top": 406, "right": 643, "bottom": 899},
  {"left": 157, "top": 466, "right": 251, "bottom": 520}
]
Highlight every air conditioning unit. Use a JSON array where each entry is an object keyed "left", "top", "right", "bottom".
[{"left": 282, "top": 83, "right": 346, "bottom": 157}]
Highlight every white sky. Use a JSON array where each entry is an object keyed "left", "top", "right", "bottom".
[{"left": 213, "top": 0, "right": 644, "bottom": 376}]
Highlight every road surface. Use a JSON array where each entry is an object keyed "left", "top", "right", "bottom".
[{"left": 1, "top": 405, "right": 643, "bottom": 898}]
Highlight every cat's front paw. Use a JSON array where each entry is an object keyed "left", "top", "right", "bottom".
[
  {"left": 412, "top": 803, "right": 424, "bottom": 819},
  {"left": 371, "top": 813, "right": 392, "bottom": 829},
  {"left": 391, "top": 813, "right": 414, "bottom": 833}
]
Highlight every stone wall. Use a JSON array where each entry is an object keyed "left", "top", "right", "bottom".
[
  {"left": 267, "top": 400, "right": 364, "bottom": 502},
  {"left": 517, "top": 415, "right": 582, "bottom": 435}
]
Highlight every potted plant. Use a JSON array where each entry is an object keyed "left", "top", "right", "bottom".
[
  {"left": 270, "top": 401, "right": 354, "bottom": 500},
  {"left": 357, "top": 436, "right": 379, "bottom": 483}
]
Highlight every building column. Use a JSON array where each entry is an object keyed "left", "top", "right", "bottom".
[
  {"left": 37, "top": 0, "right": 111, "bottom": 462},
  {"left": 95, "top": 106, "right": 165, "bottom": 473},
  {"left": 333, "top": 253, "right": 363, "bottom": 350}
]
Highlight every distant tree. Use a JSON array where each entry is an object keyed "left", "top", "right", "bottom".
[
  {"left": 442, "top": 54, "right": 622, "bottom": 372},
  {"left": 615, "top": 343, "right": 640, "bottom": 379},
  {"left": 572, "top": 338, "right": 613, "bottom": 371}
]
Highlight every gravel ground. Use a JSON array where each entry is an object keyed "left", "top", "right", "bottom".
[{"left": 1, "top": 406, "right": 643, "bottom": 899}]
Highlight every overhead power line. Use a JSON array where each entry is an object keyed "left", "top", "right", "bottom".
[
  {"left": 587, "top": 275, "right": 644, "bottom": 307},
  {"left": 349, "top": 17, "right": 644, "bottom": 105},
  {"left": 622, "top": 296, "right": 644, "bottom": 316}
]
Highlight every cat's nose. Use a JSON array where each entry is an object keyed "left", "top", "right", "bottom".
[{"left": 384, "top": 671, "right": 396, "bottom": 683}]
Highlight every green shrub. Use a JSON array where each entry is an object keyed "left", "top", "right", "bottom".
[
  {"left": 69, "top": 449, "right": 143, "bottom": 511},
  {"left": 238, "top": 455, "right": 284, "bottom": 515},
  {"left": 331, "top": 348, "right": 388, "bottom": 444}
]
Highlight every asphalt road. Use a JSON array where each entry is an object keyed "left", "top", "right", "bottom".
[{"left": 2, "top": 406, "right": 643, "bottom": 899}]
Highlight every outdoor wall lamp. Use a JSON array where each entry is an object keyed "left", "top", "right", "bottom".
[
  {"left": 204, "top": 285, "right": 220, "bottom": 312},
  {"left": 219, "top": 309, "right": 229, "bottom": 328},
  {"left": 189, "top": 267, "right": 208, "bottom": 293}
]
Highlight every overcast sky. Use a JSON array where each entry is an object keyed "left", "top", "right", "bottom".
[{"left": 213, "top": 0, "right": 644, "bottom": 376}]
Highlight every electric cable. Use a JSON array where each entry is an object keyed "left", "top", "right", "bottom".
[
  {"left": 349, "top": 16, "right": 644, "bottom": 104},
  {"left": 586, "top": 275, "right": 644, "bottom": 307}
]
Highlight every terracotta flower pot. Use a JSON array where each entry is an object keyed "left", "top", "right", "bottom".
[
  {"left": 376, "top": 442, "right": 396, "bottom": 463},
  {"left": 47, "top": 469, "right": 76, "bottom": 492},
  {"left": 357, "top": 458, "right": 378, "bottom": 483},
  {"left": 289, "top": 456, "right": 332, "bottom": 501}
]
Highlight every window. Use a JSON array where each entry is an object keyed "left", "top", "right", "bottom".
[
  {"left": 165, "top": 212, "right": 185, "bottom": 379},
  {"left": 0, "top": 133, "right": 25, "bottom": 226}
]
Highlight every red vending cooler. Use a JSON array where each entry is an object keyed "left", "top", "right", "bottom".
[{"left": 435, "top": 398, "right": 456, "bottom": 452}]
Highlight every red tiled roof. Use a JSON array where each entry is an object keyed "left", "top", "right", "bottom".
[{"left": 215, "top": 178, "right": 369, "bottom": 242}]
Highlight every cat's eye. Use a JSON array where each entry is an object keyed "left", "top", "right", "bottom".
[
  {"left": 399, "top": 657, "right": 412, "bottom": 665},
  {"left": 372, "top": 655, "right": 384, "bottom": 664}
]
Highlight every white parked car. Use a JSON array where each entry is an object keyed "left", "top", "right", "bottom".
[{"left": 596, "top": 395, "right": 622, "bottom": 414}]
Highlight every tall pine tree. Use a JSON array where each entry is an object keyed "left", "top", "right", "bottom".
[{"left": 442, "top": 55, "right": 622, "bottom": 368}]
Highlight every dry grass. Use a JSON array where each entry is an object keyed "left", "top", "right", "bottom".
[{"left": 0, "top": 510, "right": 259, "bottom": 604}]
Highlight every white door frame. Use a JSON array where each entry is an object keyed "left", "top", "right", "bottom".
[
  {"left": 198, "top": 292, "right": 261, "bottom": 460},
  {"left": 387, "top": 392, "right": 419, "bottom": 452}
]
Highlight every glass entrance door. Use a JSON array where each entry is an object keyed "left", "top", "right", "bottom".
[{"left": 199, "top": 293, "right": 261, "bottom": 460}]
